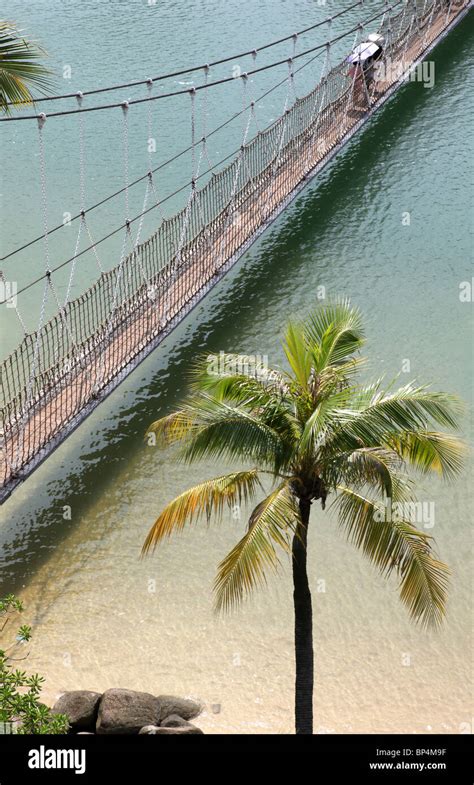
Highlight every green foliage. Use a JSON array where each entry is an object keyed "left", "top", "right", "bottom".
[
  {"left": 143, "top": 300, "right": 465, "bottom": 626},
  {"left": 0, "top": 21, "right": 53, "bottom": 114},
  {"left": 0, "top": 595, "right": 69, "bottom": 734}
]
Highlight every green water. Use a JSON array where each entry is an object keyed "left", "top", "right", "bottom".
[{"left": 0, "top": 2, "right": 472, "bottom": 733}]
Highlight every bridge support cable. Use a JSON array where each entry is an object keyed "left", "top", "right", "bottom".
[
  {"left": 300, "top": 37, "right": 331, "bottom": 174},
  {"left": 92, "top": 101, "right": 139, "bottom": 393},
  {"left": 192, "top": 72, "right": 227, "bottom": 282},
  {"left": 63, "top": 93, "right": 86, "bottom": 307},
  {"left": 145, "top": 80, "right": 168, "bottom": 234},
  {"left": 214, "top": 82, "right": 253, "bottom": 270},
  {"left": 73, "top": 92, "right": 105, "bottom": 278},
  {"left": 261, "top": 59, "right": 298, "bottom": 223}
]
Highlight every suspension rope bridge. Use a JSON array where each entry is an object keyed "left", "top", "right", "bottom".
[{"left": 0, "top": 0, "right": 470, "bottom": 502}]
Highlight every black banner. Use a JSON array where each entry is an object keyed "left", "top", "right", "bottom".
[{"left": 0, "top": 733, "right": 471, "bottom": 783}]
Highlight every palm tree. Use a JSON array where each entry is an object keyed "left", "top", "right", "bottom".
[
  {"left": 142, "top": 301, "right": 465, "bottom": 734},
  {"left": 0, "top": 21, "right": 52, "bottom": 114}
]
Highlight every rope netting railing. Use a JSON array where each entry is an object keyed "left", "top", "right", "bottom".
[{"left": 0, "top": 0, "right": 469, "bottom": 490}]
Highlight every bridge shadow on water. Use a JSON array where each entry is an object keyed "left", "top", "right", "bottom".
[{"left": 1, "top": 17, "right": 472, "bottom": 599}]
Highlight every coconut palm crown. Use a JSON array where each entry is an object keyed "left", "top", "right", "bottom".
[{"left": 142, "top": 300, "right": 464, "bottom": 734}]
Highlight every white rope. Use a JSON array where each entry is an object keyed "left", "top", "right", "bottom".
[
  {"left": 93, "top": 101, "right": 135, "bottom": 390},
  {"left": 237, "top": 74, "right": 255, "bottom": 187},
  {"left": 63, "top": 218, "right": 83, "bottom": 306},
  {"left": 167, "top": 89, "right": 204, "bottom": 286},
  {"left": 146, "top": 79, "right": 169, "bottom": 227},
  {"left": 170, "top": 89, "right": 205, "bottom": 280},
  {"left": 77, "top": 92, "right": 86, "bottom": 210},
  {"left": 73, "top": 91, "right": 105, "bottom": 276},
  {"left": 148, "top": 171, "right": 166, "bottom": 224},
  {"left": 39, "top": 98, "right": 99, "bottom": 386},
  {"left": 128, "top": 81, "right": 155, "bottom": 283},
  {"left": 248, "top": 52, "right": 261, "bottom": 134},
  {"left": 290, "top": 32, "right": 299, "bottom": 104},
  {"left": 146, "top": 78, "right": 154, "bottom": 176},
  {"left": 154, "top": 86, "right": 206, "bottom": 325},
  {"left": 384, "top": 0, "right": 396, "bottom": 63},
  {"left": 83, "top": 217, "right": 105, "bottom": 274},
  {"left": 444, "top": 0, "right": 453, "bottom": 24},
  {"left": 303, "top": 38, "right": 332, "bottom": 173},
  {"left": 201, "top": 65, "right": 228, "bottom": 217},
  {"left": 55, "top": 91, "right": 109, "bottom": 390},
  {"left": 201, "top": 65, "right": 215, "bottom": 172},
  {"left": 260, "top": 53, "right": 297, "bottom": 221},
  {"left": 133, "top": 175, "right": 151, "bottom": 250},
  {"left": 213, "top": 77, "right": 255, "bottom": 273},
  {"left": 122, "top": 101, "right": 130, "bottom": 223},
  {"left": 422, "top": 0, "right": 438, "bottom": 49},
  {"left": 63, "top": 94, "right": 87, "bottom": 306},
  {"left": 215, "top": 110, "right": 253, "bottom": 271},
  {"left": 399, "top": 0, "right": 418, "bottom": 68},
  {"left": 188, "top": 73, "right": 218, "bottom": 261},
  {"left": 38, "top": 114, "right": 51, "bottom": 276},
  {"left": 191, "top": 87, "right": 197, "bottom": 185},
  {"left": 13, "top": 115, "right": 52, "bottom": 470}
]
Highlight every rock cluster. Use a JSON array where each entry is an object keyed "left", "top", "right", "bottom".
[{"left": 52, "top": 689, "right": 204, "bottom": 735}]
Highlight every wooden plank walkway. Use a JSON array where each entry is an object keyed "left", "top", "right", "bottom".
[{"left": 0, "top": 0, "right": 470, "bottom": 500}]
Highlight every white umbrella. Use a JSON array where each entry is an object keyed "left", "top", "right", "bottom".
[{"left": 346, "top": 42, "right": 380, "bottom": 64}]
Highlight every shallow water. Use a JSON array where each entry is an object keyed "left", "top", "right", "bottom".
[{"left": 0, "top": 2, "right": 472, "bottom": 733}]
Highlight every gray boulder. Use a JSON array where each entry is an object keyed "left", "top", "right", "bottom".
[
  {"left": 139, "top": 725, "right": 203, "bottom": 735},
  {"left": 157, "top": 695, "right": 202, "bottom": 723},
  {"left": 96, "top": 689, "right": 161, "bottom": 734},
  {"left": 160, "top": 714, "right": 193, "bottom": 728},
  {"left": 52, "top": 691, "right": 101, "bottom": 731}
]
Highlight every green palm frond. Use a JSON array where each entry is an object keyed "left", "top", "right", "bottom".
[
  {"left": 145, "top": 409, "right": 196, "bottom": 446},
  {"left": 330, "top": 447, "right": 403, "bottom": 498},
  {"left": 189, "top": 354, "right": 299, "bottom": 442},
  {"left": 0, "top": 22, "right": 53, "bottom": 114},
  {"left": 142, "top": 469, "right": 263, "bottom": 554},
  {"left": 325, "top": 384, "right": 463, "bottom": 455},
  {"left": 281, "top": 301, "right": 366, "bottom": 413},
  {"left": 388, "top": 431, "right": 466, "bottom": 480},
  {"left": 332, "top": 486, "right": 450, "bottom": 627},
  {"left": 177, "top": 395, "right": 294, "bottom": 474},
  {"left": 361, "top": 382, "right": 462, "bottom": 427},
  {"left": 282, "top": 321, "right": 313, "bottom": 391},
  {"left": 214, "top": 482, "right": 298, "bottom": 612},
  {"left": 191, "top": 352, "right": 290, "bottom": 398},
  {"left": 321, "top": 446, "right": 418, "bottom": 507},
  {"left": 304, "top": 299, "right": 365, "bottom": 372},
  {"left": 299, "top": 388, "right": 354, "bottom": 454}
]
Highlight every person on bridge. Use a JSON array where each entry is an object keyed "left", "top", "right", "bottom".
[
  {"left": 346, "top": 34, "right": 384, "bottom": 107},
  {"left": 347, "top": 59, "right": 366, "bottom": 107}
]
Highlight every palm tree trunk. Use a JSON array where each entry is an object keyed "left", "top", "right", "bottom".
[{"left": 292, "top": 498, "right": 313, "bottom": 734}]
